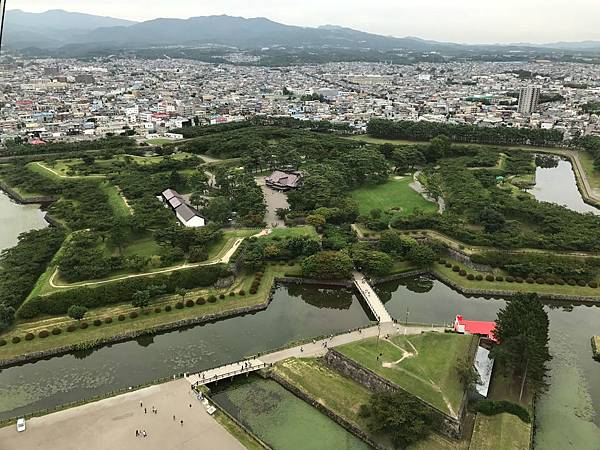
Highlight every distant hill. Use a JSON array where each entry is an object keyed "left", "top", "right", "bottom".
[{"left": 2, "top": 10, "right": 599, "bottom": 56}]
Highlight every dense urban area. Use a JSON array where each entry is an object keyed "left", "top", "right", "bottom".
[{"left": 1, "top": 11, "right": 600, "bottom": 450}]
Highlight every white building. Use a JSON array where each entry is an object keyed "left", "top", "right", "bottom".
[{"left": 518, "top": 85, "right": 541, "bottom": 115}]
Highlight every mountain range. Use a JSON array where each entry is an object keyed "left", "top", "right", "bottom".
[{"left": 3, "top": 9, "right": 600, "bottom": 54}]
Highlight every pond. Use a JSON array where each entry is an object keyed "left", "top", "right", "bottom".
[
  {"left": 211, "top": 376, "right": 370, "bottom": 450},
  {"left": 376, "top": 275, "right": 600, "bottom": 450},
  {"left": 0, "top": 284, "right": 371, "bottom": 421},
  {"left": 0, "top": 190, "right": 48, "bottom": 251},
  {"left": 529, "top": 156, "right": 600, "bottom": 215}
]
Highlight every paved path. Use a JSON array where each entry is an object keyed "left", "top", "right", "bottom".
[
  {"left": 0, "top": 379, "right": 244, "bottom": 450},
  {"left": 353, "top": 272, "right": 394, "bottom": 323},
  {"left": 186, "top": 358, "right": 266, "bottom": 386}
]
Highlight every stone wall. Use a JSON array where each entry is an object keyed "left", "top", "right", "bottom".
[
  {"left": 0, "top": 182, "right": 57, "bottom": 205},
  {"left": 323, "top": 349, "right": 465, "bottom": 439},
  {"left": 268, "top": 371, "right": 387, "bottom": 450}
]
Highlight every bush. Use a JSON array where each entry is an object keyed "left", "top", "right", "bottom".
[
  {"left": 93, "top": 319, "right": 102, "bottom": 326},
  {"left": 175, "top": 302, "right": 184, "bottom": 309},
  {"left": 445, "top": 262, "right": 452, "bottom": 268},
  {"left": 475, "top": 274, "right": 484, "bottom": 281},
  {"left": 526, "top": 278, "right": 535, "bottom": 284},
  {"left": 556, "top": 278, "right": 566, "bottom": 285},
  {"left": 38, "top": 330, "right": 50, "bottom": 338},
  {"left": 219, "top": 293, "right": 225, "bottom": 299},
  {"left": 11, "top": 336, "right": 21, "bottom": 344},
  {"left": 255, "top": 271, "right": 263, "bottom": 278},
  {"left": 577, "top": 279, "right": 587, "bottom": 287},
  {"left": 196, "top": 298, "right": 206, "bottom": 305},
  {"left": 477, "top": 400, "right": 531, "bottom": 424},
  {"left": 104, "top": 317, "right": 113, "bottom": 324},
  {"left": 288, "top": 261, "right": 295, "bottom": 266},
  {"left": 25, "top": 332, "right": 35, "bottom": 341},
  {"left": 118, "top": 314, "right": 126, "bottom": 321},
  {"left": 467, "top": 274, "right": 475, "bottom": 280},
  {"left": 506, "top": 276, "right": 514, "bottom": 283},
  {"left": 154, "top": 307, "right": 162, "bottom": 313},
  {"left": 546, "top": 278, "right": 555, "bottom": 285},
  {"left": 129, "top": 311, "right": 139, "bottom": 318},
  {"left": 515, "top": 277, "right": 524, "bottom": 283},
  {"left": 438, "top": 259, "right": 446, "bottom": 264},
  {"left": 207, "top": 295, "right": 217, "bottom": 303},
  {"left": 184, "top": 299, "right": 194, "bottom": 307},
  {"left": 536, "top": 278, "right": 545, "bottom": 284},
  {"left": 52, "top": 328, "right": 62, "bottom": 335},
  {"left": 589, "top": 281, "right": 598, "bottom": 288},
  {"left": 229, "top": 292, "right": 236, "bottom": 297},
  {"left": 567, "top": 278, "right": 577, "bottom": 286},
  {"left": 452, "top": 265, "right": 460, "bottom": 272},
  {"left": 459, "top": 269, "right": 467, "bottom": 277},
  {"left": 0, "top": 339, "right": 6, "bottom": 346},
  {"left": 249, "top": 288, "right": 258, "bottom": 295},
  {"left": 165, "top": 305, "right": 172, "bottom": 312},
  {"left": 239, "top": 290, "right": 246, "bottom": 296},
  {"left": 495, "top": 276, "right": 504, "bottom": 282},
  {"left": 67, "top": 324, "right": 77, "bottom": 332},
  {"left": 80, "top": 322, "right": 89, "bottom": 329},
  {"left": 485, "top": 274, "right": 494, "bottom": 282}
]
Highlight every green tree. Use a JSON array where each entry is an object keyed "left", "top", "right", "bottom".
[
  {"left": 176, "top": 288, "right": 187, "bottom": 303},
  {"left": 132, "top": 290, "right": 151, "bottom": 310},
  {"left": 360, "top": 391, "right": 434, "bottom": 447},
  {"left": 203, "top": 196, "right": 231, "bottom": 224},
  {"left": 305, "top": 214, "right": 326, "bottom": 229},
  {"left": 67, "top": 305, "right": 88, "bottom": 321},
  {"left": 456, "top": 356, "right": 481, "bottom": 391},
  {"left": 0, "top": 304, "right": 16, "bottom": 332},
  {"left": 301, "top": 251, "right": 353, "bottom": 280},
  {"left": 490, "top": 293, "right": 552, "bottom": 400},
  {"left": 407, "top": 243, "right": 437, "bottom": 266}
]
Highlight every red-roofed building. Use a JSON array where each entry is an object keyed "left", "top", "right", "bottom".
[
  {"left": 454, "top": 315, "right": 497, "bottom": 343},
  {"left": 30, "top": 139, "right": 47, "bottom": 145}
]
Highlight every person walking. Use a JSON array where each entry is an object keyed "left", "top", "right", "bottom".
[
  {"left": 144, "top": 407, "right": 147, "bottom": 414},
  {"left": 136, "top": 430, "right": 139, "bottom": 437},
  {"left": 180, "top": 420, "right": 184, "bottom": 426},
  {"left": 173, "top": 414, "right": 176, "bottom": 421}
]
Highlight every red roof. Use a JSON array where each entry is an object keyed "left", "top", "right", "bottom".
[
  {"left": 30, "top": 139, "right": 46, "bottom": 145},
  {"left": 454, "top": 315, "right": 497, "bottom": 342}
]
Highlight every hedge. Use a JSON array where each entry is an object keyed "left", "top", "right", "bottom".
[
  {"left": 118, "top": 314, "right": 126, "bottom": 321},
  {"left": 477, "top": 400, "right": 531, "bottom": 424},
  {"left": 207, "top": 296, "right": 217, "bottom": 303},
  {"left": 12, "top": 336, "right": 20, "bottom": 344},
  {"left": 18, "top": 264, "right": 230, "bottom": 319},
  {"left": 38, "top": 330, "right": 50, "bottom": 338},
  {"left": 185, "top": 299, "right": 195, "bottom": 307},
  {"left": 129, "top": 311, "right": 139, "bottom": 318},
  {"left": 52, "top": 328, "right": 62, "bottom": 335},
  {"left": 104, "top": 317, "right": 113, "bottom": 324},
  {"left": 25, "top": 332, "right": 34, "bottom": 341},
  {"left": 196, "top": 298, "right": 206, "bottom": 305},
  {"left": 80, "top": 322, "right": 89, "bottom": 329},
  {"left": 175, "top": 302, "right": 184, "bottom": 309},
  {"left": 93, "top": 319, "right": 102, "bottom": 326},
  {"left": 154, "top": 307, "right": 162, "bottom": 313},
  {"left": 67, "top": 324, "right": 77, "bottom": 332},
  {"left": 165, "top": 305, "right": 172, "bottom": 312},
  {"left": 0, "top": 339, "right": 6, "bottom": 346}
]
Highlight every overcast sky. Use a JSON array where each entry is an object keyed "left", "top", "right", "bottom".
[{"left": 11, "top": 0, "right": 600, "bottom": 44}]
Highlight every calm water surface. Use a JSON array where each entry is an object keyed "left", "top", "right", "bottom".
[
  {"left": 529, "top": 157, "right": 600, "bottom": 215},
  {"left": 376, "top": 276, "right": 600, "bottom": 450},
  {"left": 0, "top": 284, "right": 371, "bottom": 421},
  {"left": 0, "top": 190, "right": 48, "bottom": 251}
]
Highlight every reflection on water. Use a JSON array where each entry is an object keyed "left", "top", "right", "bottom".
[
  {"left": 0, "top": 190, "right": 48, "bottom": 251},
  {"left": 529, "top": 156, "right": 600, "bottom": 215},
  {"left": 0, "top": 284, "right": 370, "bottom": 420},
  {"left": 376, "top": 275, "right": 600, "bottom": 450}
]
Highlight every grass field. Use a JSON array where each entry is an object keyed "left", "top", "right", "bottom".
[
  {"left": 262, "top": 225, "right": 319, "bottom": 241},
  {"left": 1, "top": 264, "right": 299, "bottom": 361},
  {"left": 336, "top": 332, "right": 474, "bottom": 416},
  {"left": 273, "top": 358, "right": 469, "bottom": 450},
  {"left": 100, "top": 182, "right": 132, "bottom": 217},
  {"left": 351, "top": 177, "right": 438, "bottom": 216},
  {"left": 577, "top": 150, "right": 600, "bottom": 196},
  {"left": 468, "top": 413, "right": 531, "bottom": 450},
  {"left": 145, "top": 138, "right": 174, "bottom": 145}
]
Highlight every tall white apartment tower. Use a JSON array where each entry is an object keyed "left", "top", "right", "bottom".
[{"left": 518, "top": 85, "right": 541, "bottom": 115}]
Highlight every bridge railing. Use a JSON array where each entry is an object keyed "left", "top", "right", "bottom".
[{"left": 192, "top": 362, "right": 271, "bottom": 386}]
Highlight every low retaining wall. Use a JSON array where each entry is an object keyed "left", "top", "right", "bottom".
[
  {"left": 323, "top": 349, "right": 465, "bottom": 439},
  {"left": 0, "top": 182, "right": 57, "bottom": 205},
  {"left": 268, "top": 370, "right": 387, "bottom": 450},
  {"left": 0, "top": 300, "right": 272, "bottom": 369}
]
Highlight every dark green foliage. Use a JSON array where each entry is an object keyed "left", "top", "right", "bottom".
[
  {"left": 67, "top": 305, "right": 88, "bottom": 321},
  {"left": 0, "top": 339, "right": 7, "bottom": 346},
  {"left": 129, "top": 311, "right": 139, "bottom": 318},
  {"left": 477, "top": 400, "right": 531, "bottom": 423},
  {"left": 12, "top": 336, "right": 21, "bottom": 344},
  {"left": 491, "top": 294, "right": 552, "bottom": 397},
  {"left": 93, "top": 319, "right": 102, "bottom": 326},
  {"left": 67, "top": 324, "right": 77, "bottom": 332},
  {"left": 360, "top": 391, "right": 434, "bottom": 447},
  {"left": 25, "top": 332, "right": 34, "bottom": 341},
  {"left": 185, "top": 299, "right": 195, "bottom": 307},
  {"left": 207, "top": 295, "right": 217, "bottom": 303},
  {"left": 0, "top": 136, "right": 134, "bottom": 157},
  {"left": 367, "top": 118, "right": 563, "bottom": 146},
  {"left": 38, "top": 330, "right": 50, "bottom": 338},
  {"left": 104, "top": 317, "right": 113, "bottom": 323},
  {"left": 301, "top": 251, "right": 354, "bottom": 280},
  {"left": 18, "top": 264, "right": 229, "bottom": 319}
]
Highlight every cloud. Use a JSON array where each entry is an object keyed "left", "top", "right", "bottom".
[{"left": 11, "top": 0, "right": 600, "bottom": 43}]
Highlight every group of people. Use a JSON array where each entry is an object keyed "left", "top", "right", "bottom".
[
  {"left": 136, "top": 400, "right": 186, "bottom": 439},
  {"left": 135, "top": 430, "right": 148, "bottom": 438}
]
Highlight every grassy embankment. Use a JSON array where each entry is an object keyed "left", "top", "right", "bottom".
[
  {"left": 273, "top": 357, "right": 470, "bottom": 450},
  {"left": 0, "top": 263, "right": 300, "bottom": 361},
  {"left": 351, "top": 177, "right": 438, "bottom": 217},
  {"left": 336, "top": 332, "right": 474, "bottom": 416}
]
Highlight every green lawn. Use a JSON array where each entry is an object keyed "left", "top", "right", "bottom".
[
  {"left": 263, "top": 226, "right": 319, "bottom": 241},
  {"left": 213, "top": 410, "right": 266, "bottom": 450},
  {"left": 120, "top": 235, "right": 161, "bottom": 258},
  {"left": 351, "top": 177, "right": 438, "bottom": 216},
  {"left": 336, "top": 333, "right": 474, "bottom": 416},
  {"left": 100, "top": 182, "right": 132, "bottom": 217},
  {"left": 273, "top": 358, "right": 469, "bottom": 450},
  {"left": 145, "top": 138, "right": 174, "bottom": 145},
  {"left": 469, "top": 413, "right": 531, "bottom": 450},
  {"left": 577, "top": 150, "right": 600, "bottom": 195}
]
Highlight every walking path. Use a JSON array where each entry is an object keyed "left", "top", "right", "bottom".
[
  {"left": 185, "top": 323, "right": 445, "bottom": 388},
  {"left": 0, "top": 378, "right": 245, "bottom": 450},
  {"left": 353, "top": 271, "right": 394, "bottom": 323}
]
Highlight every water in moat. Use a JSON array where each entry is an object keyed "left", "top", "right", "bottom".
[
  {"left": 376, "top": 275, "right": 600, "bottom": 450},
  {"left": 0, "top": 190, "right": 48, "bottom": 251},
  {"left": 211, "top": 376, "right": 370, "bottom": 450},
  {"left": 529, "top": 155, "right": 600, "bottom": 215},
  {"left": 0, "top": 284, "right": 371, "bottom": 421}
]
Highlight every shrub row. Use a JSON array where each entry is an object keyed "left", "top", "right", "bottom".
[
  {"left": 452, "top": 266, "right": 599, "bottom": 288},
  {"left": 477, "top": 400, "right": 531, "bottom": 424},
  {"left": 18, "top": 264, "right": 230, "bottom": 319}
]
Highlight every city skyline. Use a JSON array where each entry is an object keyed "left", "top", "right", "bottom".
[{"left": 9, "top": 0, "right": 600, "bottom": 45}]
